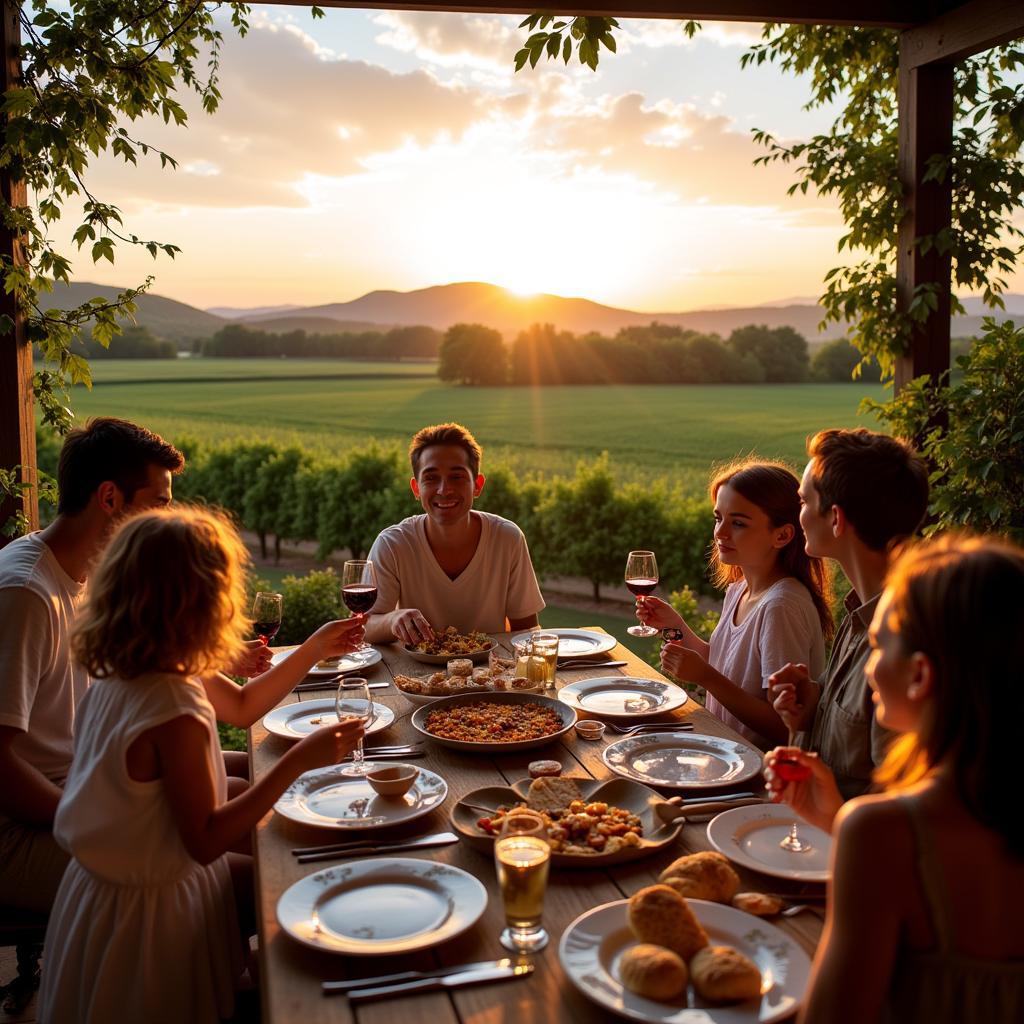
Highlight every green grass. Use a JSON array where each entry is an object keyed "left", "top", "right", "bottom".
[{"left": 69, "top": 359, "right": 888, "bottom": 492}]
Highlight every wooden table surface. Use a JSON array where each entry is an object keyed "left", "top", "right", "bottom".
[{"left": 250, "top": 630, "right": 824, "bottom": 1024}]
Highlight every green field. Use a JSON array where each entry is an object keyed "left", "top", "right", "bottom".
[{"left": 71, "top": 358, "right": 888, "bottom": 490}]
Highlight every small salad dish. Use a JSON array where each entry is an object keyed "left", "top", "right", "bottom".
[
  {"left": 575, "top": 720, "right": 606, "bottom": 741},
  {"left": 366, "top": 764, "right": 419, "bottom": 799}
]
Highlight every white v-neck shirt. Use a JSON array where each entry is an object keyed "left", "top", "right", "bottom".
[{"left": 367, "top": 512, "right": 545, "bottom": 633}]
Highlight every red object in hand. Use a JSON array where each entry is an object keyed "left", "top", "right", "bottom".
[{"left": 773, "top": 756, "right": 812, "bottom": 783}]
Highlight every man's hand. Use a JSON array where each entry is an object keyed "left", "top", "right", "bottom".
[
  {"left": 768, "top": 663, "right": 819, "bottom": 735},
  {"left": 660, "top": 641, "right": 711, "bottom": 686},
  {"left": 226, "top": 639, "right": 274, "bottom": 679},
  {"left": 389, "top": 609, "right": 435, "bottom": 646},
  {"left": 308, "top": 616, "right": 367, "bottom": 661},
  {"left": 763, "top": 746, "right": 843, "bottom": 833}
]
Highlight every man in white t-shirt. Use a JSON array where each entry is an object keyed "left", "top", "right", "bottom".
[
  {"left": 365, "top": 423, "right": 545, "bottom": 643},
  {"left": 0, "top": 418, "right": 186, "bottom": 912}
]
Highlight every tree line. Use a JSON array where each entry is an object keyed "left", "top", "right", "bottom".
[
  {"left": 197, "top": 323, "right": 443, "bottom": 360},
  {"left": 437, "top": 321, "right": 886, "bottom": 386}
]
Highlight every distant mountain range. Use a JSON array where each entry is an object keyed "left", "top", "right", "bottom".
[{"left": 45, "top": 279, "right": 1024, "bottom": 348}]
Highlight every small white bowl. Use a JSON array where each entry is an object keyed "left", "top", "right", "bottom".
[
  {"left": 575, "top": 720, "right": 606, "bottom": 741},
  {"left": 366, "top": 764, "right": 418, "bottom": 799}
]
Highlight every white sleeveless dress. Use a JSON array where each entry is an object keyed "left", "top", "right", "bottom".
[{"left": 38, "top": 673, "right": 242, "bottom": 1023}]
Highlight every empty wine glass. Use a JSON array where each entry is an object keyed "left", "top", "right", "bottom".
[
  {"left": 336, "top": 677, "right": 376, "bottom": 776},
  {"left": 774, "top": 754, "right": 814, "bottom": 854},
  {"left": 625, "top": 551, "right": 659, "bottom": 637},
  {"left": 251, "top": 592, "right": 283, "bottom": 645}
]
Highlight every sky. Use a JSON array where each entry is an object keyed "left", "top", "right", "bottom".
[{"left": 55, "top": 7, "right": 1022, "bottom": 314}]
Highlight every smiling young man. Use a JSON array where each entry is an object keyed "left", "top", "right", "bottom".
[
  {"left": 364, "top": 423, "right": 544, "bottom": 644},
  {"left": 768, "top": 428, "right": 929, "bottom": 799}
]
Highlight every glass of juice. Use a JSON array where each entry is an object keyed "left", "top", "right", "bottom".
[
  {"left": 526, "top": 633, "right": 559, "bottom": 689},
  {"left": 495, "top": 810, "right": 551, "bottom": 953}
]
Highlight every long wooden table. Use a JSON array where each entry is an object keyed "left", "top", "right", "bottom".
[{"left": 250, "top": 631, "right": 823, "bottom": 1023}]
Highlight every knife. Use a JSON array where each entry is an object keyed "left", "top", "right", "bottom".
[
  {"left": 323, "top": 957, "right": 518, "bottom": 995},
  {"left": 295, "top": 831, "right": 459, "bottom": 865},
  {"left": 347, "top": 960, "right": 534, "bottom": 1002},
  {"left": 557, "top": 659, "right": 628, "bottom": 669},
  {"left": 293, "top": 830, "right": 456, "bottom": 857},
  {"left": 295, "top": 680, "right": 389, "bottom": 693}
]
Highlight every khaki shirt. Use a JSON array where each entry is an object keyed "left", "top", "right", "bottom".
[{"left": 807, "top": 590, "right": 894, "bottom": 799}]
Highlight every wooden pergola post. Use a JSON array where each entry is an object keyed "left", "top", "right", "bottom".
[{"left": 0, "top": 0, "right": 35, "bottom": 536}]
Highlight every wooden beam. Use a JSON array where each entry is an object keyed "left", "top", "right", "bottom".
[
  {"left": 276, "top": 1, "right": 923, "bottom": 29},
  {"left": 902, "top": 0, "right": 1024, "bottom": 68},
  {"left": 895, "top": 39, "right": 954, "bottom": 393},
  {"left": 0, "top": 0, "right": 36, "bottom": 541}
]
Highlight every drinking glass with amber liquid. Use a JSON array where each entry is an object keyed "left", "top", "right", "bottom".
[{"left": 494, "top": 809, "right": 551, "bottom": 953}]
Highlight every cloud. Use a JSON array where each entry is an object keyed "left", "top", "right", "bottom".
[
  {"left": 84, "top": 19, "right": 482, "bottom": 208},
  {"left": 372, "top": 11, "right": 520, "bottom": 71}
]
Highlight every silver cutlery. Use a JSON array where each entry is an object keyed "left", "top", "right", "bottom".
[
  {"left": 608, "top": 721, "right": 695, "bottom": 734},
  {"left": 780, "top": 902, "right": 824, "bottom": 918},
  {"left": 294, "top": 831, "right": 459, "bottom": 865},
  {"left": 294, "top": 680, "right": 389, "bottom": 693},
  {"left": 323, "top": 957, "right": 519, "bottom": 995},
  {"left": 557, "top": 658, "right": 628, "bottom": 670},
  {"left": 347, "top": 960, "right": 534, "bottom": 1002}
]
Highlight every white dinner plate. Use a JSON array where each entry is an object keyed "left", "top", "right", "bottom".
[
  {"left": 559, "top": 898, "right": 811, "bottom": 1023},
  {"left": 271, "top": 645, "right": 382, "bottom": 677},
  {"left": 277, "top": 857, "right": 487, "bottom": 955},
  {"left": 558, "top": 676, "right": 689, "bottom": 718},
  {"left": 261, "top": 698, "right": 395, "bottom": 741},
  {"left": 603, "top": 732, "right": 762, "bottom": 789},
  {"left": 510, "top": 628, "right": 617, "bottom": 658},
  {"left": 275, "top": 765, "right": 448, "bottom": 830},
  {"left": 706, "top": 804, "right": 832, "bottom": 883}
]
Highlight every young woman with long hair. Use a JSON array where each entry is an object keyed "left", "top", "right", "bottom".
[{"left": 638, "top": 460, "right": 834, "bottom": 748}]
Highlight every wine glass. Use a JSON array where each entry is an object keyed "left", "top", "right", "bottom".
[
  {"left": 336, "top": 678, "right": 376, "bottom": 776},
  {"left": 251, "top": 592, "right": 283, "bottom": 645},
  {"left": 625, "top": 551, "right": 659, "bottom": 637},
  {"left": 774, "top": 755, "right": 814, "bottom": 853},
  {"left": 341, "top": 560, "right": 377, "bottom": 652},
  {"left": 494, "top": 809, "right": 551, "bottom": 953}
]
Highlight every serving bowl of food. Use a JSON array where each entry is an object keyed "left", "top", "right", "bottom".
[
  {"left": 394, "top": 653, "right": 541, "bottom": 707},
  {"left": 402, "top": 626, "right": 495, "bottom": 665},
  {"left": 410, "top": 691, "right": 576, "bottom": 753},
  {"left": 451, "top": 775, "right": 682, "bottom": 867}
]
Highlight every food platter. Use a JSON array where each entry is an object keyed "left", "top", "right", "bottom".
[
  {"left": 558, "top": 676, "right": 689, "bottom": 718},
  {"left": 603, "top": 732, "right": 762, "bottom": 790},
  {"left": 451, "top": 776, "right": 682, "bottom": 867},
  {"left": 559, "top": 898, "right": 812, "bottom": 1023},
  {"left": 271, "top": 645, "right": 382, "bottom": 678},
  {"left": 706, "top": 804, "right": 832, "bottom": 883},
  {"left": 396, "top": 679, "right": 543, "bottom": 708},
  {"left": 401, "top": 640, "right": 495, "bottom": 666},
  {"left": 275, "top": 765, "right": 448, "bottom": 830},
  {"left": 410, "top": 691, "right": 577, "bottom": 753},
  {"left": 510, "top": 628, "right": 617, "bottom": 658},
  {"left": 261, "top": 699, "right": 395, "bottom": 741},
  {"left": 277, "top": 857, "right": 487, "bottom": 956}
]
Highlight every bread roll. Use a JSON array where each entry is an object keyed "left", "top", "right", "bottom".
[
  {"left": 619, "top": 944, "right": 688, "bottom": 1001},
  {"left": 627, "top": 885, "right": 708, "bottom": 960},
  {"left": 659, "top": 851, "right": 740, "bottom": 903},
  {"left": 731, "top": 892, "right": 784, "bottom": 917},
  {"left": 690, "top": 945, "right": 762, "bottom": 1003},
  {"left": 525, "top": 777, "right": 578, "bottom": 812}
]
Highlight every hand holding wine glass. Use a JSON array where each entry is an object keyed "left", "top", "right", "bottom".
[
  {"left": 764, "top": 746, "right": 844, "bottom": 833},
  {"left": 336, "top": 678, "right": 376, "bottom": 777},
  {"left": 625, "top": 551, "right": 659, "bottom": 637},
  {"left": 251, "top": 592, "right": 283, "bottom": 645}
]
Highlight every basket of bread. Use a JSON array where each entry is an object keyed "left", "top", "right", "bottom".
[
  {"left": 558, "top": 851, "right": 813, "bottom": 1020},
  {"left": 451, "top": 774, "right": 683, "bottom": 867},
  {"left": 394, "top": 654, "right": 541, "bottom": 707}
]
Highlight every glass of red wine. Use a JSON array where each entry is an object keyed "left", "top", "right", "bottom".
[
  {"left": 341, "top": 560, "right": 378, "bottom": 616},
  {"left": 625, "top": 551, "right": 659, "bottom": 637},
  {"left": 251, "top": 592, "right": 283, "bottom": 645},
  {"left": 774, "top": 755, "right": 814, "bottom": 854}
]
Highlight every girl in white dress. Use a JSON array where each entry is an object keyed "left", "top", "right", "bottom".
[
  {"left": 38, "top": 507, "right": 366, "bottom": 1023},
  {"left": 637, "top": 461, "right": 834, "bottom": 749}
]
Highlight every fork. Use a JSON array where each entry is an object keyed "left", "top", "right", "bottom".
[{"left": 608, "top": 721, "right": 694, "bottom": 734}]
